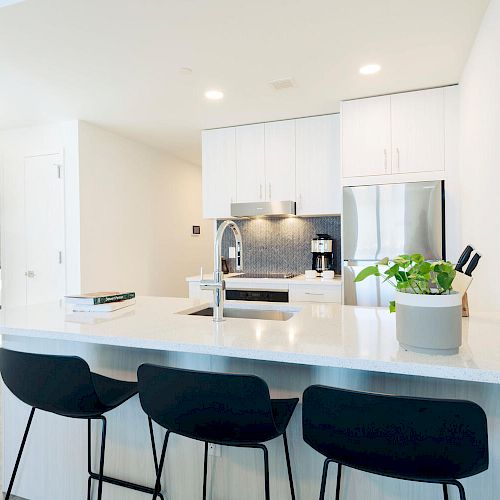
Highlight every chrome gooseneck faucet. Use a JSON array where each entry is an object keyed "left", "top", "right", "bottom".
[{"left": 200, "top": 220, "right": 242, "bottom": 321}]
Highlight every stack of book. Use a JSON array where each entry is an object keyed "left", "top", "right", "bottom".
[{"left": 65, "top": 291, "right": 136, "bottom": 312}]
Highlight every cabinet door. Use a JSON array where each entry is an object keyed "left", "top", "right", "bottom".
[
  {"left": 391, "top": 88, "right": 445, "bottom": 173},
  {"left": 264, "top": 120, "right": 295, "bottom": 201},
  {"left": 202, "top": 128, "right": 236, "bottom": 218},
  {"left": 296, "top": 114, "right": 341, "bottom": 215},
  {"left": 236, "top": 124, "right": 266, "bottom": 203},
  {"left": 341, "top": 96, "right": 391, "bottom": 177}
]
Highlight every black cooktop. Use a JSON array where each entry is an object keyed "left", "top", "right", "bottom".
[{"left": 230, "top": 272, "right": 298, "bottom": 279}]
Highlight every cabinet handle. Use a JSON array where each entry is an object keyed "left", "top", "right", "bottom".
[
  {"left": 396, "top": 147, "right": 400, "bottom": 172},
  {"left": 259, "top": 184, "right": 263, "bottom": 200},
  {"left": 384, "top": 149, "right": 388, "bottom": 173},
  {"left": 268, "top": 183, "right": 271, "bottom": 200},
  {"left": 305, "top": 292, "right": 325, "bottom": 296},
  {"left": 25, "top": 270, "right": 35, "bottom": 278}
]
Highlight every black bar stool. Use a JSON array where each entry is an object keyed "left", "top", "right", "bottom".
[
  {"left": 302, "top": 385, "right": 488, "bottom": 500},
  {"left": 0, "top": 348, "right": 163, "bottom": 500},
  {"left": 137, "top": 364, "right": 298, "bottom": 500}
]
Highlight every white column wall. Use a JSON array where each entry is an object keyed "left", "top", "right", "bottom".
[{"left": 459, "top": 0, "right": 500, "bottom": 312}]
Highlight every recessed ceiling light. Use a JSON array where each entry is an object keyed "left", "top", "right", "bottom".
[
  {"left": 205, "top": 89, "right": 224, "bottom": 100},
  {"left": 359, "top": 64, "right": 381, "bottom": 75}
]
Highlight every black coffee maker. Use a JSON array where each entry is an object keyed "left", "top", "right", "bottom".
[{"left": 311, "top": 234, "right": 334, "bottom": 274}]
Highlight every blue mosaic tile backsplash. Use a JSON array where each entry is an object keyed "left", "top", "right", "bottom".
[{"left": 218, "top": 216, "right": 341, "bottom": 275}]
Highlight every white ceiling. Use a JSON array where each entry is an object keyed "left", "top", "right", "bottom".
[{"left": 0, "top": 0, "right": 489, "bottom": 164}]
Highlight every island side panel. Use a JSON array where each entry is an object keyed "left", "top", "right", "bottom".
[{"left": 2, "top": 335, "right": 498, "bottom": 500}]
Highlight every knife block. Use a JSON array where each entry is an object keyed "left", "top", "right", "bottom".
[{"left": 462, "top": 292, "right": 469, "bottom": 317}]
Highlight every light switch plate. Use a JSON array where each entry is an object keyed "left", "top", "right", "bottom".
[{"left": 228, "top": 246, "right": 236, "bottom": 258}]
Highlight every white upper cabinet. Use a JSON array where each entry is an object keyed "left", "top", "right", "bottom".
[
  {"left": 202, "top": 114, "right": 341, "bottom": 218},
  {"left": 391, "top": 87, "right": 445, "bottom": 173},
  {"left": 236, "top": 124, "right": 266, "bottom": 203},
  {"left": 341, "top": 95, "right": 391, "bottom": 177},
  {"left": 264, "top": 120, "right": 295, "bottom": 201},
  {"left": 341, "top": 87, "right": 450, "bottom": 182},
  {"left": 202, "top": 128, "right": 236, "bottom": 218},
  {"left": 296, "top": 114, "right": 341, "bottom": 215}
]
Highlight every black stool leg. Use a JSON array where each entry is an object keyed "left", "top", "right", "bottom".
[
  {"left": 203, "top": 442, "right": 209, "bottom": 500},
  {"left": 261, "top": 445, "right": 270, "bottom": 500},
  {"left": 443, "top": 484, "right": 449, "bottom": 500},
  {"left": 148, "top": 416, "right": 159, "bottom": 474},
  {"left": 449, "top": 480, "right": 467, "bottom": 500},
  {"left": 335, "top": 463, "right": 342, "bottom": 500},
  {"left": 283, "top": 432, "right": 296, "bottom": 500},
  {"left": 88, "top": 417, "right": 165, "bottom": 500},
  {"left": 319, "top": 458, "right": 332, "bottom": 500},
  {"left": 153, "top": 431, "right": 170, "bottom": 500},
  {"left": 96, "top": 416, "right": 107, "bottom": 500},
  {"left": 5, "top": 407, "right": 35, "bottom": 500},
  {"left": 87, "top": 419, "right": 92, "bottom": 500}
]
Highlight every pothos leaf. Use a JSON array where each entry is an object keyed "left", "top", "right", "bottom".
[{"left": 354, "top": 266, "right": 380, "bottom": 282}]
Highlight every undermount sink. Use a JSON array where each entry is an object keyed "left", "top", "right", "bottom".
[{"left": 186, "top": 307, "right": 296, "bottom": 321}]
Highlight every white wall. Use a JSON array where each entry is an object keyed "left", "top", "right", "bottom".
[
  {"left": 459, "top": 0, "right": 500, "bottom": 312},
  {"left": 0, "top": 121, "right": 81, "bottom": 308},
  {"left": 78, "top": 121, "right": 212, "bottom": 297}
]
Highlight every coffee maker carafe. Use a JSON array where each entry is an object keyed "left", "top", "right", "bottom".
[{"left": 311, "top": 234, "right": 334, "bottom": 274}]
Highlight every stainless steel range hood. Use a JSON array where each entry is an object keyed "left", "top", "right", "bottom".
[{"left": 230, "top": 201, "right": 296, "bottom": 217}]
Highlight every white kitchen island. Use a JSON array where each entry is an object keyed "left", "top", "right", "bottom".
[{"left": 1, "top": 296, "right": 500, "bottom": 499}]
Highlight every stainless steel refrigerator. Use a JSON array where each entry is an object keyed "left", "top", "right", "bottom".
[{"left": 343, "top": 181, "right": 445, "bottom": 306}]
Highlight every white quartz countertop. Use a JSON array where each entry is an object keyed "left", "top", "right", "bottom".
[
  {"left": 186, "top": 273, "right": 342, "bottom": 286},
  {"left": 1, "top": 296, "right": 500, "bottom": 384}
]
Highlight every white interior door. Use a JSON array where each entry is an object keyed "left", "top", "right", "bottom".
[{"left": 24, "top": 154, "right": 66, "bottom": 304}]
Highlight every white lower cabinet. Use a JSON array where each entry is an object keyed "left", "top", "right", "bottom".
[
  {"left": 188, "top": 282, "right": 213, "bottom": 302},
  {"left": 188, "top": 279, "right": 342, "bottom": 304},
  {"left": 289, "top": 283, "right": 342, "bottom": 303}
]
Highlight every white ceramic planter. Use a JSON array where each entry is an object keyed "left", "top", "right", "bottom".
[{"left": 395, "top": 291, "right": 462, "bottom": 355}]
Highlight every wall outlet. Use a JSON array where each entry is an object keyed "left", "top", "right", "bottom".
[
  {"left": 228, "top": 246, "right": 236, "bottom": 258},
  {"left": 208, "top": 443, "right": 221, "bottom": 457}
]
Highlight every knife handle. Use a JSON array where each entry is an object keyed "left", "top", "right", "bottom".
[
  {"left": 455, "top": 245, "right": 474, "bottom": 272},
  {"left": 465, "top": 253, "right": 481, "bottom": 276}
]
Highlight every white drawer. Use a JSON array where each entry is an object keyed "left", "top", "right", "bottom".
[{"left": 289, "top": 284, "right": 342, "bottom": 303}]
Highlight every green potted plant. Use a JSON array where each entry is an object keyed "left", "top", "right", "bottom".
[{"left": 355, "top": 254, "right": 462, "bottom": 355}]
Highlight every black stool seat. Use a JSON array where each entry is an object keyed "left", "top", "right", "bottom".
[
  {"left": 91, "top": 372, "right": 137, "bottom": 413},
  {"left": 0, "top": 348, "right": 163, "bottom": 500},
  {"left": 271, "top": 399, "right": 298, "bottom": 435},
  {"left": 302, "top": 385, "right": 489, "bottom": 500},
  {"left": 138, "top": 364, "right": 298, "bottom": 500}
]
